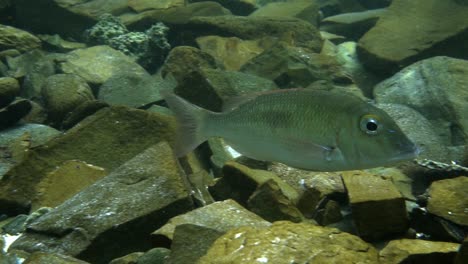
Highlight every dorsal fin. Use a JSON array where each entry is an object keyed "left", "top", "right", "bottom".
[{"left": 222, "top": 88, "right": 305, "bottom": 112}]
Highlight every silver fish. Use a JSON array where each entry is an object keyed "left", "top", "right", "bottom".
[{"left": 164, "top": 88, "right": 418, "bottom": 171}]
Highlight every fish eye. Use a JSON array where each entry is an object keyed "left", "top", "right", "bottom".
[{"left": 360, "top": 115, "right": 381, "bottom": 135}]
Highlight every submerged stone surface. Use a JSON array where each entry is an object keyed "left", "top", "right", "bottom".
[
  {"left": 198, "top": 221, "right": 379, "bottom": 264},
  {"left": 0, "top": 24, "right": 41, "bottom": 52},
  {"left": 10, "top": 142, "right": 193, "bottom": 264},
  {"left": 379, "top": 239, "right": 460, "bottom": 264}
]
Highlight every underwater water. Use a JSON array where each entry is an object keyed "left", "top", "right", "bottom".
[{"left": 0, "top": 0, "right": 467, "bottom": 263}]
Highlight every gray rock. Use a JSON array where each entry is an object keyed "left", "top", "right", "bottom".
[
  {"left": 0, "top": 77, "right": 19, "bottom": 108},
  {"left": 6, "top": 50, "right": 55, "bottom": 100},
  {"left": 0, "top": 24, "right": 41, "bottom": 52},
  {"left": 10, "top": 142, "right": 193, "bottom": 264},
  {"left": 358, "top": 0, "right": 468, "bottom": 74},
  {"left": 0, "top": 106, "right": 176, "bottom": 213},
  {"left": 427, "top": 176, "right": 468, "bottom": 226},
  {"left": 152, "top": 199, "right": 270, "bottom": 241},
  {"left": 250, "top": 0, "right": 320, "bottom": 26},
  {"left": 98, "top": 72, "right": 162, "bottom": 108},
  {"left": 41, "top": 74, "right": 95, "bottom": 126},
  {"left": 379, "top": 239, "right": 460, "bottom": 264},
  {"left": 374, "top": 56, "right": 468, "bottom": 148},
  {"left": 342, "top": 170, "right": 408, "bottom": 241},
  {"left": 198, "top": 222, "right": 379, "bottom": 263},
  {"left": 137, "top": 248, "right": 170, "bottom": 264},
  {"left": 60, "top": 45, "right": 148, "bottom": 86}
]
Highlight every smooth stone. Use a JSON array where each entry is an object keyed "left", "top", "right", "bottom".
[
  {"left": 342, "top": 170, "right": 408, "bottom": 241},
  {"left": 358, "top": 0, "right": 468, "bottom": 74},
  {"left": 175, "top": 15, "right": 323, "bottom": 52},
  {"left": 98, "top": 71, "right": 162, "bottom": 108},
  {"left": 0, "top": 99, "right": 32, "bottom": 130},
  {"left": 152, "top": 199, "right": 270, "bottom": 241},
  {"left": 61, "top": 100, "right": 109, "bottom": 130},
  {"left": 137, "top": 248, "right": 170, "bottom": 264},
  {"left": 60, "top": 45, "right": 148, "bottom": 86},
  {"left": 320, "top": 8, "right": 386, "bottom": 40},
  {"left": 250, "top": 0, "right": 320, "bottom": 26},
  {"left": 0, "top": 77, "right": 19, "bottom": 108},
  {"left": 0, "top": 24, "right": 41, "bottom": 52},
  {"left": 31, "top": 160, "right": 107, "bottom": 211},
  {"left": 128, "top": 0, "right": 184, "bottom": 12},
  {"left": 198, "top": 221, "right": 379, "bottom": 263},
  {"left": 427, "top": 176, "right": 468, "bottom": 226},
  {"left": 41, "top": 74, "right": 95, "bottom": 125},
  {"left": 210, "top": 161, "right": 299, "bottom": 207},
  {"left": 23, "top": 251, "right": 90, "bottom": 264},
  {"left": 374, "top": 56, "right": 468, "bottom": 147},
  {"left": 0, "top": 123, "right": 61, "bottom": 148},
  {"left": 109, "top": 252, "right": 144, "bottom": 264},
  {"left": 196, "top": 36, "right": 267, "bottom": 71},
  {"left": 0, "top": 106, "right": 175, "bottom": 214},
  {"left": 10, "top": 142, "right": 193, "bottom": 264},
  {"left": 187, "top": 0, "right": 256, "bottom": 16},
  {"left": 241, "top": 43, "right": 350, "bottom": 88},
  {"left": 38, "top": 34, "right": 87, "bottom": 52},
  {"left": 379, "top": 239, "right": 460, "bottom": 264}
]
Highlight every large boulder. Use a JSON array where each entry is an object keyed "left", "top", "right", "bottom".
[{"left": 0, "top": 24, "right": 41, "bottom": 52}]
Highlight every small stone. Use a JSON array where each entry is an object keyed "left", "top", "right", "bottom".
[
  {"left": 109, "top": 252, "right": 144, "bottom": 264},
  {"left": 38, "top": 34, "right": 86, "bottom": 52},
  {"left": 152, "top": 199, "right": 270, "bottom": 241},
  {"left": 0, "top": 24, "right": 41, "bottom": 52},
  {"left": 31, "top": 160, "right": 107, "bottom": 211},
  {"left": 41, "top": 74, "right": 95, "bottom": 126},
  {"left": 379, "top": 239, "right": 460, "bottom": 264},
  {"left": 250, "top": 0, "right": 320, "bottom": 26},
  {"left": 0, "top": 99, "right": 32, "bottom": 130},
  {"left": 23, "top": 251, "right": 90, "bottom": 263},
  {"left": 137, "top": 248, "right": 170, "bottom": 264},
  {"left": 0, "top": 77, "right": 20, "bottom": 108},
  {"left": 342, "top": 170, "right": 408, "bottom": 241},
  {"left": 128, "top": 0, "right": 184, "bottom": 12},
  {"left": 198, "top": 221, "right": 379, "bottom": 264},
  {"left": 315, "top": 200, "right": 343, "bottom": 226},
  {"left": 427, "top": 176, "right": 468, "bottom": 226}
]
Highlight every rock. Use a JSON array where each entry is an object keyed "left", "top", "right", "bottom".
[
  {"left": 342, "top": 171, "right": 408, "bottom": 241},
  {"left": 357, "top": 0, "right": 468, "bottom": 75},
  {"left": 185, "top": 169, "right": 215, "bottom": 207},
  {"left": 374, "top": 56, "right": 468, "bottom": 148},
  {"left": 98, "top": 72, "right": 162, "bottom": 108},
  {"left": 0, "top": 99, "right": 32, "bottom": 130},
  {"left": 6, "top": 50, "right": 55, "bottom": 100},
  {"left": 174, "top": 15, "right": 323, "bottom": 52},
  {"left": 427, "top": 176, "right": 468, "bottom": 226},
  {"left": 160, "top": 46, "right": 219, "bottom": 82},
  {"left": 60, "top": 45, "right": 148, "bottom": 86},
  {"left": 14, "top": 0, "right": 129, "bottom": 39},
  {"left": 250, "top": 0, "right": 320, "bottom": 26},
  {"left": 0, "top": 106, "right": 176, "bottom": 214},
  {"left": 123, "top": 1, "right": 232, "bottom": 29},
  {"left": 0, "top": 24, "right": 41, "bottom": 53},
  {"left": 320, "top": 8, "right": 386, "bottom": 41},
  {"left": 38, "top": 34, "right": 87, "bottom": 52},
  {"left": 61, "top": 100, "right": 109, "bottom": 130},
  {"left": 10, "top": 142, "right": 194, "bottom": 264},
  {"left": 168, "top": 224, "right": 224, "bottom": 264},
  {"left": 85, "top": 13, "right": 128, "bottom": 45},
  {"left": 376, "top": 103, "right": 451, "bottom": 163},
  {"left": 137, "top": 248, "right": 170, "bottom": 264},
  {"left": 152, "top": 199, "right": 270, "bottom": 241},
  {"left": 31, "top": 160, "right": 107, "bottom": 211},
  {"left": 247, "top": 179, "right": 304, "bottom": 222},
  {"left": 455, "top": 236, "right": 468, "bottom": 264},
  {"left": 41, "top": 74, "right": 95, "bottom": 126},
  {"left": 315, "top": 199, "right": 343, "bottom": 225},
  {"left": 0, "top": 77, "right": 19, "bottom": 108},
  {"left": 196, "top": 36, "right": 267, "bottom": 71},
  {"left": 23, "top": 251, "right": 90, "bottom": 263},
  {"left": 210, "top": 162, "right": 299, "bottom": 207},
  {"left": 109, "top": 252, "right": 144, "bottom": 264},
  {"left": 240, "top": 43, "right": 350, "bottom": 88},
  {"left": 356, "top": 0, "right": 392, "bottom": 9},
  {"left": 128, "top": 0, "right": 184, "bottom": 12},
  {"left": 188, "top": 0, "right": 256, "bottom": 16},
  {"left": 379, "top": 239, "right": 460, "bottom": 264},
  {"left": 0, "top": 123, "right": 61, "bottom": 148},
  {"left": 198, "top": 221, "right": 379, "bottom": 264},
  {"left": 174, "top": 68, "right": 278, "bottom": 112}
]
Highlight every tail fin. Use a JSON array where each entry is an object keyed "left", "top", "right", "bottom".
[{"left": 163, "top": 92, "right": 211, "bottom": 157}]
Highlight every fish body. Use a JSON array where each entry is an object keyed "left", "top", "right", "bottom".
[{"left": 164, "top": 89, "right": 418, "bottom": 171}]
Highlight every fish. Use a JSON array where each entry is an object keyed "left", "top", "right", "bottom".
[{"left": 163, "top": 88, "right": 419, "bottom": 171}]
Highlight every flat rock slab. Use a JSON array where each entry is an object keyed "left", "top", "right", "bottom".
[
  {"left": 379, "top": 239, "right": 460, "bottom": 264},
  {"left": 198, "top": 221, "right": 379, "bottom": 264},
  {"left": 358, "top": 0, "right": 468, "bottom": 74},
  {"left": 0, "top": 106, "right": 175, "bottom": 213},
  {"left": 427, "top": 176, "right": 468, "bottom": 226},
  {"left": 342, "top": 171, "right": 408, "bottom": 241},
  {"left": 10, "top": 142, "right": 193, "bottom": 264}
]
